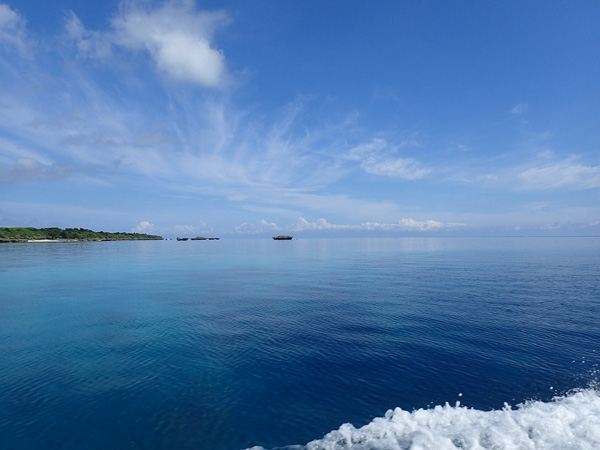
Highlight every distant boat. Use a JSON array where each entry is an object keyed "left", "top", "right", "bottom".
[
  {"left": 272, "top": 235, "right": 293, "bottom": 240},
  {"left": 177, "top": 237, "right": 188, "bottom": 241}
]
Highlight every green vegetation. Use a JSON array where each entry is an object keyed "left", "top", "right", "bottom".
[{"left": 0, "top": 227, "right": 163, "bottom": 242}]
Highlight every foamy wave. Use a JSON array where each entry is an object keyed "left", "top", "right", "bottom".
[{"left": 248, "top": 389, "right": 600, "bottom": 449}]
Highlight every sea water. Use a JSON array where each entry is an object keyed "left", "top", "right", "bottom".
[{"left": 0, "top": 237, "right": 599, "bottom": 449}]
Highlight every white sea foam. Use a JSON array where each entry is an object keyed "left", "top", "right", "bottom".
[{"left": 248, "top": 389, "right": 600, "bottom": 449}]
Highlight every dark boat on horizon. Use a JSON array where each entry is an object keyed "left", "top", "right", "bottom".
[{"left": 272, "top": 235, "right": 293, "bottom": 240}]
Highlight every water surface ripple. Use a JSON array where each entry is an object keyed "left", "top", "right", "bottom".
[{"left": 1, "top": 237, "right": 599, "bottom": 449}]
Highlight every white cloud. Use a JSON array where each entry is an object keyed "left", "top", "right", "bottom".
[
  {"left": 524, "top": 202, "right": 549, "bottom": 211},
  {"left": 132, "top": 220, "right": 156, "bottom": 234},
  {"left": 234, "top": 219, "right": 280, "bottom": 234},
  {"left": 516, "top": 159, "right": 600, "bottom": 190},
  {"left": 0, "top": 3, "right": 28, "bottom": 53},
  {"left": 131, "top": 220, "right": 207, "bottom": 237},
  {"left": 0, "top": 55, "right": 399, "bottom": 220},
  {"left": 362, "top": 157, "right": 430, "bottom": 179},
  {"left": 454, "top": 154, "right": 600, "bottom": 193},
  {"left": 292, "top": 217, "right": 465, "bottom": 232},
  {"left": 65, "top": 12, "right": 112, "bottom": 60},
  {"left": 510, "top": 103, "right": 528, "bottom": 115},
  {"left": 0, "top": 157, "right": 90, "bottom": 183},
  {"left": 0, "top": 7, "right": 425, "bottom": 220},
  {"left": 293, "top": 217, "right": 340, "bottom": 231},
  {"left": 63, "top": 1, "right": 229, "bottom": 87},
  {"left": 169, "top": 224, "right": 206, "bottom": 235},
  {"left": 111, "top": 1, "right": 229, "bottom": 87},
  {"left": 350, "top": 138, "right": 387, "bottom": 155},
  {"left": 540, "top": 222, "right": 561, "bottom": 230},
  {"left": 348, "top": 138, "right": 429, "bottom": 180}
]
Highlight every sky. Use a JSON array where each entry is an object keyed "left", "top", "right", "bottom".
[{"left": 0, "top": 0, "right": 599, "bottom": 237}]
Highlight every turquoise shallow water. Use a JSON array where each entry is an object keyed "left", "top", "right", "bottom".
[{"left": 1, "top": 237, "right": 599, "bottom": 449}]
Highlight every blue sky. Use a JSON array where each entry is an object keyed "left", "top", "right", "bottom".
[{"left": 1, "top": 0, "right": 599, "bottom": 237}]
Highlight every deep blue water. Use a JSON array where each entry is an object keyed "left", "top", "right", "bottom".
[{"left": 1, "top": 237, "right": 599, "bottom": 449}]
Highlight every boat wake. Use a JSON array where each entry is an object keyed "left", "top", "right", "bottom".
[{"left": 248, "top": 388, "right": 600, "bottom": 449}]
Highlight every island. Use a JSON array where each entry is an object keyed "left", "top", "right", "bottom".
[
  {"left": 272, "top": 235, "right": 293, "bottom": 240},
  {"left": 0, "top": 227, "right": 163, "bottom": 243}
]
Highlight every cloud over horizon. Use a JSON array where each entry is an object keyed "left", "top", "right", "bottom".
[{"left": 292, "top": 217, "right": 466, "bottom": 233}]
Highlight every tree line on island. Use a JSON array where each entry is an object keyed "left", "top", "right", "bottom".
[
  {"left": 0, "top": 227, "right": 163, "bottom": 242},
  {"left": 1, "top": 227, "right": 296, "bottom": 243}
]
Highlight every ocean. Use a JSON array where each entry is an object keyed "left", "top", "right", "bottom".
[{"left": 1, "top": 237, "right": 599, "bottom": 449}]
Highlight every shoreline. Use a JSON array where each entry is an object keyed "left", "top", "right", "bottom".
[{"left": 0, "top": 238, "right": 162, "bottom": 243}]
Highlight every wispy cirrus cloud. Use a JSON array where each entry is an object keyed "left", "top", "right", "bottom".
[
  {"left": 510, "top": 103, "right": 528, "bottom": 115},
  {"left": 0, "top": 157, "right": 97, "bottom": 184},
  {"left": 0, "top": 3, "right": 28, "bottom": 54},
  {"left": 65, "top": 12, "right": 112, "bottom": 60},
  {"left": 347, "top": 138, "right": 429, "bottom": 180},
  {"left": 515, "top": 159, "right": 600, "bottom": 191},
  {"left": 448, "top": 151, "right": 600, "bottom": 193},
  {"left": 0, "top": 41, "right": 399, "bottom": 220}
]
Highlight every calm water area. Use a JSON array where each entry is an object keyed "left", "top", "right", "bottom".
[{"left": 1, "top": 237, "right": 599, "bottom": 449}]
